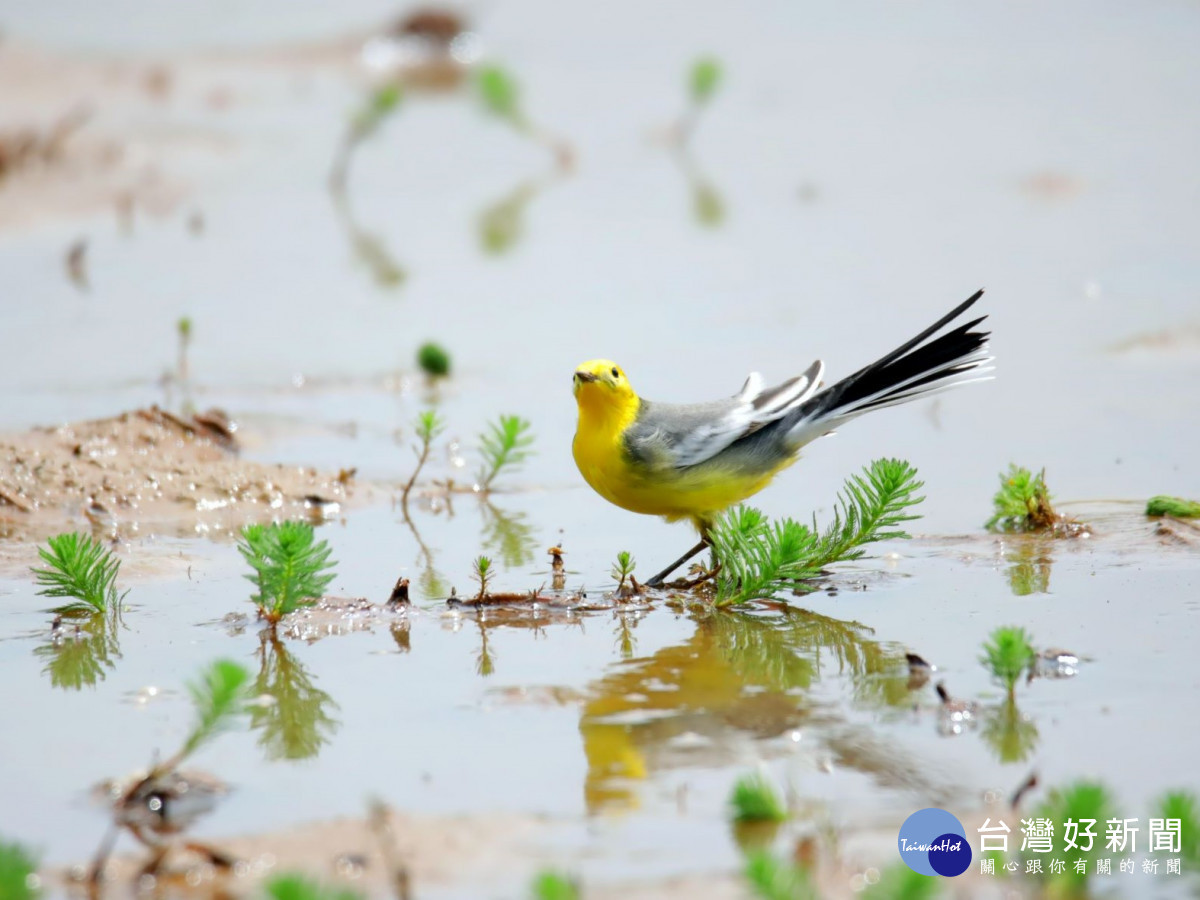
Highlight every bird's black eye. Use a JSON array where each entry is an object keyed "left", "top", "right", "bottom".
[{"left": 611, "top": 367, "right": 620, "bottom": 379}]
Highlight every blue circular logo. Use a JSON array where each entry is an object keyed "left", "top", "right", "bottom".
[{"left": 897, "top": 808, "right": 972, "bottom": 877}]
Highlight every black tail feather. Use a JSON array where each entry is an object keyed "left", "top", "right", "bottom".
[{"left": 799, "top": 290, "right": 991, "bottom": 424}]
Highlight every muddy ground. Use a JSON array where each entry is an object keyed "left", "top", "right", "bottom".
[{"left": 0, "top": 408, "right": 368, "bottom": 545}]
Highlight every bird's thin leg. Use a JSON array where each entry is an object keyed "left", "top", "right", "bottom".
[{"left": 646, "top": 538, "right": 709, "bottom": 588}]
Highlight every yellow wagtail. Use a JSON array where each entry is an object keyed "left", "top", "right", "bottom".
[{"left": 571, "top": 290, "right": 992, "bottom": 585}]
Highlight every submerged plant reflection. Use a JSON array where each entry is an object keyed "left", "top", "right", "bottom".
[
  {"left": 398, "top": 502, "right": 449, "bottom": 602},
  {"left": 249, "top": 634, "right": 340, "bottom": 761},
  {"left": 679, "top": 157, "right": 725, "bottom": 228},
  {"left": 35, "top": 612, "right": 122, "bottom": 690},
  {"left": 474, "top": 617, "right": 495, "bottom": 677},
  {"left": 1003, "top": 537, "right": 1054, "bottom": 596},
  {"left": 476, "top": 166, "right": 568, "bottom": 256},
  {"left": 980, "top": 697, "right": 1039, "bottom": 764},
  {"left": 614, "top": 612, "right": 639, "bottom": 660},
  {"left": 659, "top": 57, "right": 727, "bottom": 228},
  {"left": 479, "top": 499, "right": 538, "bottom": 569},
  {"left": 331, "top": 190, "right": 408, "bottom": 290}
]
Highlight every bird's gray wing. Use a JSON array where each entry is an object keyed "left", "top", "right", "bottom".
[{"left": 627, "top": 361, "right": 825, "bottom": 469}]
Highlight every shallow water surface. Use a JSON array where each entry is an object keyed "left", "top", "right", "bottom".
[{"left": 1, "top": 0, "right": 1199, "bottom": 896}]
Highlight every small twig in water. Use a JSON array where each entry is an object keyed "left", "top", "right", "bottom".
[
  {"left": 387, "top": 577, "right": 410, "bottom": 606},
  {"left": 549, "top": 545, "right": 566, "bottom": 591}
]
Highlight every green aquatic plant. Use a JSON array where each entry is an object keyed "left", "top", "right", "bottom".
[
  {"left": 1156, "top": 790, "right": 1200, "bottom": 866},
  {"left": 690, "top": 175, "right": 725, "bottom": 227},
  {"left": 417, "top": 342, "right": 451, "bottom": 378},
  {"left": 357, "top": 84, "right": 403, "bottom": 131},
  {"left": 177, "top": 316, "right": 193, "bottom": 382},
  {"left": 238, "top": 522, "right": 337, "bottom": 625},
  {"left": 478, "top": 180, "right": 536, "bottom": 255},
  {"left": 667, "top": 57, "right": 727, "bottom": 227},
  {"left": 611, "top": 551, "right": 636, "bottom": 594},
  {"left": 1027, "top": 781, "right": 1117, "bottom": 894},
  {"left": 689, "top": 57, "right": 723, "bottom": 106},
  {"left": 730, "top": 771, "right": 788, "bottom": 824},
  {"left": 87, "top": 660, "right": 250, "bottom": 883},
  {"left": 178, "top": 659, "right": 252, "bottom": 763},
  {"left": 472, "top": 555, "right": 493, "bottom": 601},
  {"left": 477, "top": 65, "right": 523, "bottom": 127},
  {"left": 330, "top": 83, "right": 404, "bottom": 191},
  {"left": 1146, "top": 495, "right": 1200, "bottom": 518},
  {"left": 32, "top": 531, "right": 128, "bottom": 615},
  {"left": 986, "top": 465, "right": 1063, "bottom": 532},
  {"left": 711, "top": 458, "right": 924, "bottom": 605},
  {"left": 265, "top": 873, "right": 362, "bottom": 900},
  {"left": 980, "top": 626, "right": 1036, "bottom": 697},
  {"left": 675, "top": 56, "right": 724, "bottom": 144},
  {"left": 743, "top": 850, "right": 814, "bottom": 900},
  {"left": 478, "top": 414, "right": 535, "bottom": 489},
  {"left": 402, "top": 409, "right": 445, "bottom": 512},
  {"left": 346, "top": 225, "right": 407, "bottom": 288},
  {"left": 530, "top": 870, "right": 578, "bottom": 900},
  {"left": 860, "top": 863, "right": 940, "bottom": 900},
  {"left": 0, "top": 840, "right": 40, "bottom": 900},
  {"left": 474, "top": 65, "right": 572, "bottom": 167}
]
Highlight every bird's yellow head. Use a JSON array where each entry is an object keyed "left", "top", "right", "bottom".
[{"left": 572, "top": 359, "right": 638, "bottom": 420}]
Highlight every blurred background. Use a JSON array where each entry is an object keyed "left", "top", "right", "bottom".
[{"left": 2, "top": 0, "right": 1197, "bottom": 545}]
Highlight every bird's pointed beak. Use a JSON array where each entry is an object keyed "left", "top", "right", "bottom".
[{"left": 574, "top": 370, "right": 599, "bottom": 383}]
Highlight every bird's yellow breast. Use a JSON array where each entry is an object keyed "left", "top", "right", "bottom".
[
  {"left": 571, "top": 384, "right": 645, "bottom": 511},
  {"left": 572, "top": 384, "right": 789, "bottom": 526}
]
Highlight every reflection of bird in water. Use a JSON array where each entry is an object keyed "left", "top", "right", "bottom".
[{"left": 577, "top": 611, "right": 946, "bottom": 813}]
